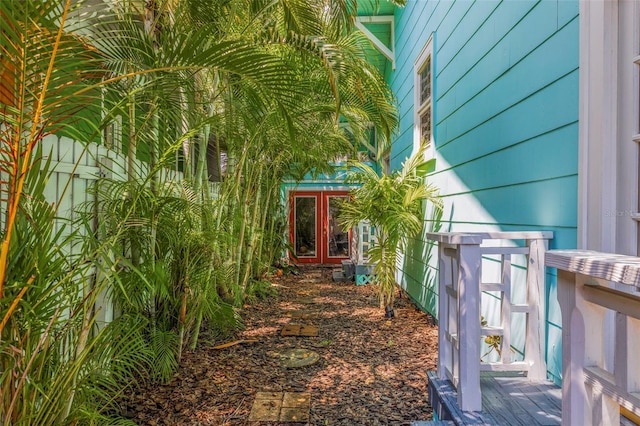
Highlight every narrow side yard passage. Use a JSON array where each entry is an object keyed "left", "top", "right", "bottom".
[{"left": 124, "top": 267, "right": 438, "bottom": 425}]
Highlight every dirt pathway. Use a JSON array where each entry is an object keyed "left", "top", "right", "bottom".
[{"left": 125, "top": 267, "right": 439, "bottom": 425}]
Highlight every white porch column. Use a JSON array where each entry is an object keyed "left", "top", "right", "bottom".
[{"left": 456, "top": 242, "right": 482, "bottom": 412}]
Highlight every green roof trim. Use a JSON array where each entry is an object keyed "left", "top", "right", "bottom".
[
  {"left": 356, "top": 0, "right": 398, "bottom": 16},
  {"left": 416, "top": 158, "right": 436, "bottom": 177},
  {"left": 354, "top": 1, "right": 399, "bottom": 76}
]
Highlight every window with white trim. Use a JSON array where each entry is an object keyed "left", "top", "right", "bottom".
[
  {"left": 102, "top": 115, "right": 122, "bottom": 153},
  {"left": 414, "top": 35, "right": 434, "bottom": 156}
]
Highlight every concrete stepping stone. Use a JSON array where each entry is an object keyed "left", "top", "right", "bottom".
[
  {"left": 248, "top": 392, "right": 282, "bottom": 421},
  {"left": 287, "top": 310, "right": 317, "bottom": 320},
  {"left": 249, "top": 392, "right": 311, "bottom": 422},
  {"left": 281, "top": 324, "right": 301, "bottom": 336},
  {"left": 296, "top": 288, "right": 320, "bottom": 296},
  {"left": 281, "top": 324, "right": 319, "bottom": 337},
  {"left": 277, "top": 348, "right": 320, "bottom": 368},
  {"left": 280, "top": 392, "right": 311, "bottom": 422},
  {"left": 299, "top": 325, "right": 319, "bottom": 336}
]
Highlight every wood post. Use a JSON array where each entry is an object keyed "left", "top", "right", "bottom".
[
  {"left": 457, "top": 243, "right": 482, "bottom": 412},
  {"left": 556, "top": 269, "right": 586, "bottom": 426},
  {"left": 427, "top": 232, "right": 553, "bottom": 415},
  {"left": 437, "top": 243, "right": 451, "bottom": 380},
  {"left": 526, "top": 238, "right": 548, "bottom": 381},
  {"left": 546, "top": 250, "right": 640, "bottom": 425}
]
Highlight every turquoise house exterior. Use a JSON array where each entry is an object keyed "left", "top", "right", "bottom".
[
  {"left": 291, "top": 3, "right": 639, "bottom": 404},
  {"left": 372, "top": 0, "right": 580, "bottom": 385},
  {"left": 286, "top": 0, "right": 580, "bottom": 385}
]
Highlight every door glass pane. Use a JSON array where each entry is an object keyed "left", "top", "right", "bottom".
[
  {"left": 295, "top": 197, "right": 316, "bottom": 258},
  {"left": 327, "top": 196, "right": 350, "bottom": 257}
]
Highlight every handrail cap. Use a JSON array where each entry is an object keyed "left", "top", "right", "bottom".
[
  {"left": 425, "top": 231, "right": 553, "bottom": 245},
  {"left": 546, "top": 249, "right": 640, "bottom": 287}
]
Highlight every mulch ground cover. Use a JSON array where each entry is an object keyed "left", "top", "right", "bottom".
[{"left": 122, "top": 266, "right": 439, "bottom": 425}]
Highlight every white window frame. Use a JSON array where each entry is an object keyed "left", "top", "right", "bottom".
[
  {"left": 413, "top": 34, "right": 434, "bottom": 158},
  {"left": 102, "top": 115, "right": 122, "bottom": 154},
  {"left": 101, "top": 86, "right": 122, "bottom": 154}
]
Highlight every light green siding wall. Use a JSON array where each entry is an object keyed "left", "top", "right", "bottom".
[{"left": 389, "top": 0, "right": 579, "bottom": 384}]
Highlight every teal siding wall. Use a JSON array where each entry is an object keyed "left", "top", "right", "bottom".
[
  {"left": 389, "top": 0, "right": 579, "bottom": 384},
  {"left": 281, "top": 161, "right": 380, "bottom": 191}
]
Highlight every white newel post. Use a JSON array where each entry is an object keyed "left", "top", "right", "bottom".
[
  {"left": 428, "top": 232, "right": 552, "bottom": 415},
  {"left": 437, "top": 243, "right": 451, "bottom": 380},
  {"left": 526, "top": 238, "right": 548, "bottom": 381},
  {"left": 456, "top": 242, "right": 482, "bottom": 412},
  {"left": 556, "top": 269, "right": 586, "bottom": 426}
]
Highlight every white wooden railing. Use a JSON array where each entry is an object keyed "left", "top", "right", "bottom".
[
  {"left": 546, "top": 250, "right": 640, "bottom": 426},
  {"left": 426, "top": 231, "right": 553, "bottom": 412}
]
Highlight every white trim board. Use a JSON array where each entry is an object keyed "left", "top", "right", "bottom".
[
  {"left": 578, "top": 0, "right": 639, "bottom": 255},
  {"left": 355, "top": 16, "right": 395, "bottom": 69}
]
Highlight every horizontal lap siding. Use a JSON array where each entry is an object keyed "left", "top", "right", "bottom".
[{"left": 390, "top": 0, "right": 579, "bottom": 384}]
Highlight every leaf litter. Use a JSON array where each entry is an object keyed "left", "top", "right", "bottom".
[{"left": 121, "top": 267, "right": 439, "bottom": 425}]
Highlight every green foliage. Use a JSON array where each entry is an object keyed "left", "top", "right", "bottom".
[
  {"left": 340, "top": 146, "right": 442, "bottom": 309},
  {"left": 246, "top": 280, "right": 279, "bottom": 303},
  {"left": 0, "top": 153, "right": 151, "bottom": 425},
  {"left": 94, "top": 177, "right": 245, "bottom": 382},
  {"left": 1, "top": 0, "right": 402, "bottom": 422},
  {"left": 481, "top": 315, "right": 503, "bottom": 360},
  {"left": 149, "top": 329, "right": 180, "bottom": 384}
]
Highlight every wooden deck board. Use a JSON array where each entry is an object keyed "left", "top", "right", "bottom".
[
  {"left": 480, "top": 375, "right": 536, "bottom": 425},
  {"left": 427, "top": 371, "right": 562, "bottom": 425},
  {"left": 491, "top": 375, "right": 561, "bottom": 425}
]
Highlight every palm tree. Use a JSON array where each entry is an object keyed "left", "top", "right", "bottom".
[
  {"left": 340, "top": 145, "right": 442, "bottom": 316},
  {"left": 0, "top": 2, "right": 158, "bottom": 423},
  {"left": 0, "top": 0, "right": 405, "bottom": 421}
]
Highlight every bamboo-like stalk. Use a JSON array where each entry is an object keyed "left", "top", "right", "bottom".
[
  {"left": 234, "top": 160, "right": 254, "bottom": 293},
  {"left": 149, "top": 211, "right": 158, "bottom": 332},
  {"left": 194, "top": 130, "right": 208, "bottom": 191},
  {"left": 127, "top": 96, "right": 137, "bottom": 182},
  {"left": 149, "top": 107, "right": 159, "bottom": 195},
  {"left": 177, "top": 289, "right": 188, "bottom": 363},
  {"left": 241, "top": 171, "right": 263, "bottom": 286},
  {"left": 255, "top": 170, "right": 277, "bottom": 270},
  {"left": 178, "top": 88, "right": 192, "bottom": 182},
  {"left": 0, "top": 276, "right": 33, "bottom": 336},
  {"left": 61, "top": 284, "right": 96, "bottom": 420},
  {"left": 6, "top": 308, "right": 60, "bottom": 423},
  {"left": 189, "top": 293, "right": 204, "bottom": 350},
  {"left": 0, "top": 0, "right": 71, "bottom": 298}
]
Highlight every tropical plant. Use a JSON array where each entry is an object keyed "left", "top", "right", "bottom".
[
  {"left": 89, "top": 0, "right": 405, "bottom": 379},
  {"left": 0, "top": 1, "right": 158, "bottom": 423},
  {"left": 340, "top": 145, "right": 442, "bottom": 315},
  {"left": 1, "top": 0, "right": 405, "bottom": 421},
  {"left": 174, "top": 0, "right": 405, "bottom": 294},
  {"left": 93, "top": 176, "right": 243, "bottom": 381}
]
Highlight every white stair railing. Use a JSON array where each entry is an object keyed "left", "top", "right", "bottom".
[
  {"left": 546, "top": 250, "right": 640, "bottom": 426},
  {"left": 426, "top": 231, "right": 553, "bottom": 412}
]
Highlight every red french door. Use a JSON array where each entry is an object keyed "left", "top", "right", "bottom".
[{"left": 290, "top": 191, "right": 351, "bottom": 264}]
